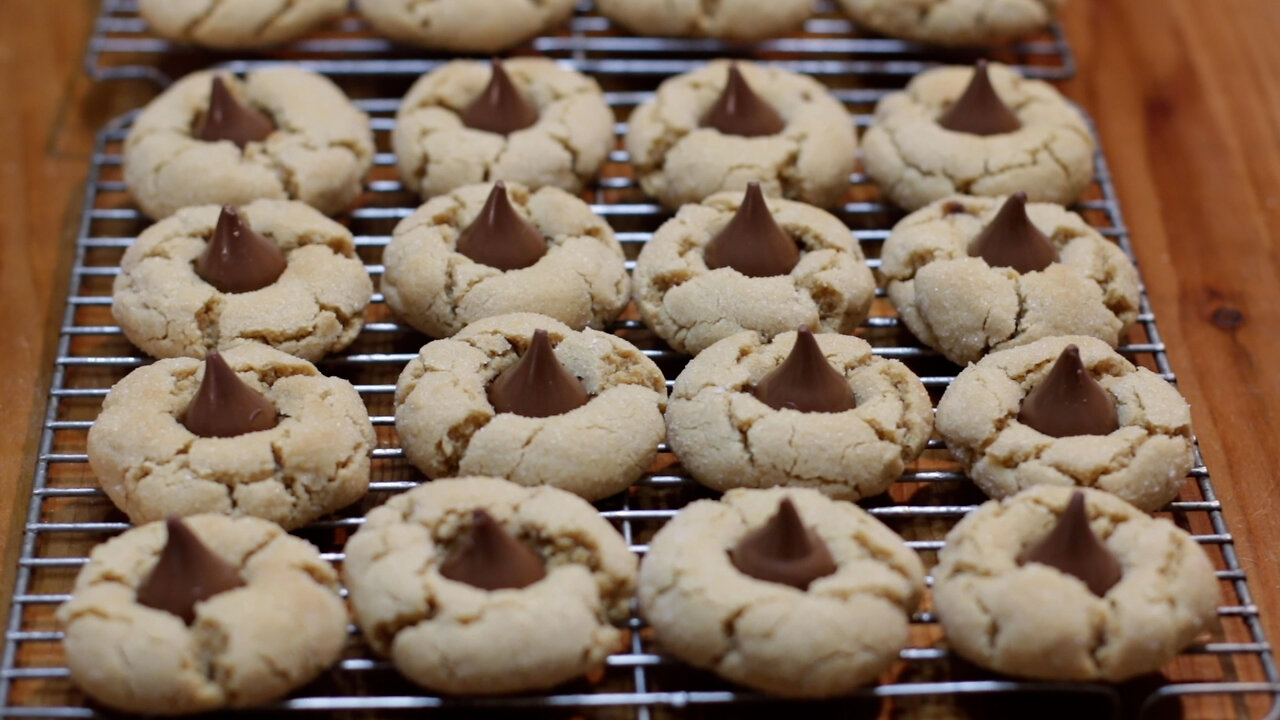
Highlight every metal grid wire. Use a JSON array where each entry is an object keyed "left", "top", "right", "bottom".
[
  {"left": 86, "top": 0, "right": 1076, "bottom": 87},
  {"left": 1, "top": 72, "right": 1279, "bottom": 717}
]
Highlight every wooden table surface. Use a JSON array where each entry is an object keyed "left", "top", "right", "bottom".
[{"left": 3, "top": 0, "right": 1279, "bottom": 709}]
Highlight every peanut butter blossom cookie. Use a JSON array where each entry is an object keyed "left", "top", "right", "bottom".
[
  {"left": 880, "top": 192, "right": 1139, "bottom": 364},
  {"left": 138, "top": 0, "right": 347, "bottom": 49},
  {"left": 666, "top": 328, "right": 933, "bottom": 499},
  {"left": 933, "top": 486, "right": 1217, "bottom": 680},
  {"left": 87, "top": 342, "right": 375, "bottom": 530},
  {"left": 58, "top": 515, "right": 347, "bottom": 714},
  {"left": 837, "top": 0, "right": 1065, "bottom": 46},
  {"left": 936, "top": 335, "right": 1195, "bottom": 512},
  {"left": 113, "top": 200, "right": 372, "bottom": 361},
  {"left": 597, "top": 0, "right": 812, "bottom": 42},
  {"left": 343, "top": 476, "right": 638, "bottom": 694},
  {"left": 382, "top": 181, "right": 629, "bottom": 338},
  {"left": 639, "top": 487, "right": 925, "bottom": 697},
  {"left": 393, "top": 58, "right": 614, "bottom": 199},
  {"left": 124, "top": 69, "right": 373, "bottom": 219},
  {"left": 626, "top": 61, "right": 857, "bottom": 208},
  {"left": 863, "top": 61, "right": 1094, "bottom": 211},
  {"left": 634, "top": 182, "right": 875, "bottom": 355},
  {"left": 356, "top": 0, "right": 575, "bottom": 52},
  {"left": 395, "top": 313, "right": 667, "bottom": 501}
]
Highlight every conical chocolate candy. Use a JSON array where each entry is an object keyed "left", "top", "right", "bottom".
[
  {"left": 1018, "top": 344, "right": 1119, "bottom": 438},
  {"left": 195, "top": 76, "right": 276, "bottom": 150},
  {"left": 137, "top": 517, "right": 246, "bottom": 624},
  {"left": 182, "top": 351, "right": 279, "bottom": 438},
  {"left": 937, "top": 60, "right": 1022, "bottom": 136},
  {"left": 753, "top": 327, "right": 857, "bottom": 413},
  {"left": 460, "top": 59, "right": 540, "bottom": 136},
  {"left": 968, "top": 192, "right": 1058, "bottom": 274},
  {"left": 1018, "top": 492, "right": 1122, "bottom": 597},
  {"left": 701, "top": 64, "right": 786, "bottom": 137},
  {"left": 729, "top": 498, "right": 837, "bottom": 590},
  {"left": 704, "top": 182, "right": 800, "bottom": 277},
  {"left": 456, "top": 181, "right": 548, "bottom": 271},
  {"left": 439, "top": 509, "right": 547, "bottom": 591},
  {"left": 488, "top": 329, "right": 589, "bottom": 418},
  {"left": 196, "top": 205, "right": 288, "bottom": 293}
]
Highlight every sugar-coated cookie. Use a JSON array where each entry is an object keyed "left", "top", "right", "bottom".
[
  {"left": 639, "top": 487, "right": 925, "bottom": 697},
  {"left": 138, "top": 0, "right": 347, "bottom": 49},
  {"left": 343, "top": 477, "right": 638, "bottom": 694},
  {"left": 598, "top": 0, "right": 812, "bottom": 42},
  {"left": 356, "top": 0, "right": 575, "bottom": 52},
  {"left": 837, "top": 0, "right": 1065, "bottom": 46}
]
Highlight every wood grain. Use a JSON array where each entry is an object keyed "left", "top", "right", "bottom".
[{"left": 2, "top": 0, "right": 1280, "bottom": 715}]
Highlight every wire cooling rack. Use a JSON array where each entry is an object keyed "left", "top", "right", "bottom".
[
  {"left": 86, "top": 0, "right": 1076, "bottom": 86},
  {"left": 1, "top": 68, "right": 1279, "bottom": 717}
]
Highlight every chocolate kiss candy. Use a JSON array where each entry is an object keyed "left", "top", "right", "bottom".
[
  {"left": 182, "top": 350, "right": 279, "bottom": 438},
  {"left": 968, "top": 192, "right": 1058, "bottom": 274},
  {"left": 753, "top": 327, "right": 857, "bottom": 413},
  {"left": 456, "top": 181, "right": 548, "bottom": 271},
  {"left": 1018, "top": 492, "right": 1122, "bottom": 597},
  {"left": 196, "top": 205, "right": 288, "bottom": 293},
  {"left": 439, "top": 509, "right": 547, "bottom": 591},
  {"left": 1018, "top": 344, "right": 1119, "bottom": 438},
  {"left": 460, "top": 58, "right": 540, "bottom": 136},
  {"left": 730, "top": 498, "right": 837, "bottom": 590},
  {"left": 937, "top": 60, "right": 1022, "bottom": 136},
  {"left": 195, "top": 76, "right": 276, "bottom": 150},
  {"left": 704, "top": 182, "right": 800, "bottom": 277},
  {"left": 701, "top": 64, "right": 786, "bottom": 137},
  {"left": 488, "top": 329, "right": 589, "bottom": 418},
  {"left": 137, "top": 517, "right": 246, "bottom": 624}
]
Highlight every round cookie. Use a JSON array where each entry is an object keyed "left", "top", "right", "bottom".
[
  {"left": 393, "top": 59, "right": 613, "bottom": 199},
  {"left": 355, "top": 0, "right": 575, "bottom": 52},
  {"left": 666, "top": 330, "right": 933, "bottom": 500},
  {"left": 343, "top": 476, "right": 638, "bottom": 695},
  {"left": 626, "top": 60, "right": 857, "bottom": 209},
  {"left": 638, "top": 487, "right": 925, "bottom": 697},
  {"left": 933, "top": 486, "right": 1218, "bottom": 681},
  {"left": 87, "top": 342, "right": 375, "bottom": 530},
  {"left": 138, "top": 0, "right": 347, "bottom": 49},
  {"left": 935, "top": 335, "right": 1194, "bottom": 512},
  {"left": 633, "top": 189, "right": 875, "bottom": 355},
  {"left": 382, "top": 183, "right": 629, "bottom": 338},
  {"left": 837, "top": 0, "right": 1065, "bottom": 46},
  {"left": 57, "top": 515, "right": 348, "bottom": 715},
  {"left": 880, "top": 194, "right": 1139, "bottom": 365},
  {"left": 862, "top": 62, "right": 1094, "bottom": 211},
  {"left": 395, "top": 313, "right": 667, "bottom": 501},
  {"left": 113, "top": 199, "right": 373, "bottom": 361},
  {"left": 597, "top": 0, "right": 812, "bottom": 42},
  {"left": 124, "top": 68, "right": 374, "bottom": 219}
]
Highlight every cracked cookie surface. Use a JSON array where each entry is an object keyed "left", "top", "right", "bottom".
[
  {"left": 57, "top": 514, "right": 347, "bottom": 714},
  {"left": 862, "top": 62, "right": 1093, "bottom": 211},
  {"left": 87, "top": 343, "right": 375, "bottom": 529},
  {"left": 638, "top": 486, "right": 924, "bottom": 697},
  {"left": 138, "top": 0, "right": 347, "bottom": 49},
  {"left": 113, "top": 199, "right": 373, "bottom": 361},
  {"left": 395, "top": 313, "right": 667, "bottom": 500},
  {"left": 666, "top": 330, "right": 933, "bottom": 499},
  {"left": 933, "top": 485, "right": 1218, "bottom": 680},
  {"left": 935, "top": 335, "right": 1194, "bottom": 511},
  {"left": 382, "top": 183, "right": 629, "bottom": 338},
  {"left": 625, "top": 60, "right": 857, "bottom": 209},
  {"left": 597, "top": 0, "right": 812, "bottom": 42},
  {"left": 356, "top": 0, "right": 575, "bottom": 52},
  {"left": 837, "top": 0, "right": 1065, "bottom": 46},
  {"left": 124, "top": 68, "right": 373, "bottom": 219},
  {"left": 633, "top": 189, "right": 875, "bottom": 355},
  {"left": 393, "top": 58, "right": 614, "bottom": 198},
  {"left": 881, "top": 195, "right": 1139, "bottom": 365},
  {"left": 343, "top": 476, "right": 637, "bottom": 694}
]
